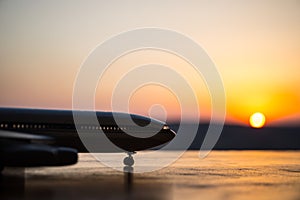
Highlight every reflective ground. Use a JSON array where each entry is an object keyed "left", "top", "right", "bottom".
[{"left": 1, "top": 151, "right": 300, "bottom": 200}]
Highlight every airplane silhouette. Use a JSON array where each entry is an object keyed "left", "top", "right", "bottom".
[{"left": 0, "top": 108, "right": 176, "bottom": 172}]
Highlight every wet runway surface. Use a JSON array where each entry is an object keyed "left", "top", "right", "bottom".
[{"left": 1, "top": 151, "right": 300, "bottom": 200}]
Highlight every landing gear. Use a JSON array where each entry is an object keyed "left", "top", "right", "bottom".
[
  {"left": 123, "top": 153, "right": 134, "bottom": 166},
  {"left": 123, "top": 152, "right": 135, "bottom": 173}
]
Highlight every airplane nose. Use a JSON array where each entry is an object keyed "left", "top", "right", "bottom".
[
  {"left": 161, "top": 127, "right": 176, "bottom": 142},
  {"left": 169, "top": 129, "right": 176, "bottom": 140}
]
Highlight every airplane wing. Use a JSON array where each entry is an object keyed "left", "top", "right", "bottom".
[
  {"left": 0, "top": 130, "right": 78, "bottom": 171},
  {"left": 0, "top": 130, "right": 53, "bottom": 142}
]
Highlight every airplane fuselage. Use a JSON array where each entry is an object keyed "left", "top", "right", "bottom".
[{"left": 0, "top": 108, "right": 176, "bottom": 152}]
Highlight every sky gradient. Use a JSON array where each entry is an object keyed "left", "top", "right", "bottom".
[{"left": 0, "top": 1, "right": 299, "bottom": 126}]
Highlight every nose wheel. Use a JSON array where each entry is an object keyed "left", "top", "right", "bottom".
[
  {"left": 123, "top": 152, "right": 135, "bottom": 173},
  {"left": 123, "top": 152, "right": 134, "bottom": 166}
]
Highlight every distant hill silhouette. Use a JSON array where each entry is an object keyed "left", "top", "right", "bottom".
[{"left": 168, "top": 123, "right": 300, "bottom": 150}]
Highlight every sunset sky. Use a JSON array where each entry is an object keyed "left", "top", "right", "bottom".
[{"left": 0, "top": 1, "right": 299, "bottom": 126}]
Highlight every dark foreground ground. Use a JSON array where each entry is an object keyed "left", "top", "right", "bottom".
[{"left": 1, "top": 151, "right": 300, "bottom": 200}]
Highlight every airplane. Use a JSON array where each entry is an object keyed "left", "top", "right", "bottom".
[{"left": 0, "top": 107, "right": 176, "bottom": 172}]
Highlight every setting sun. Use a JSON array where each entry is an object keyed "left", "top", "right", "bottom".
[{"left": 249, "top": 112, "right": 266, "bottom": 128}]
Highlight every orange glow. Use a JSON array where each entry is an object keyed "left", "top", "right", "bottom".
[
  {"left": 226, "top": 85, "right": 300, "bottom": 125},
  {"left": 249, "top": 112, "right": 266, "bottom": 128},
  {"left": 1, "top": 2, "right": 300, "bottom": 126}
]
